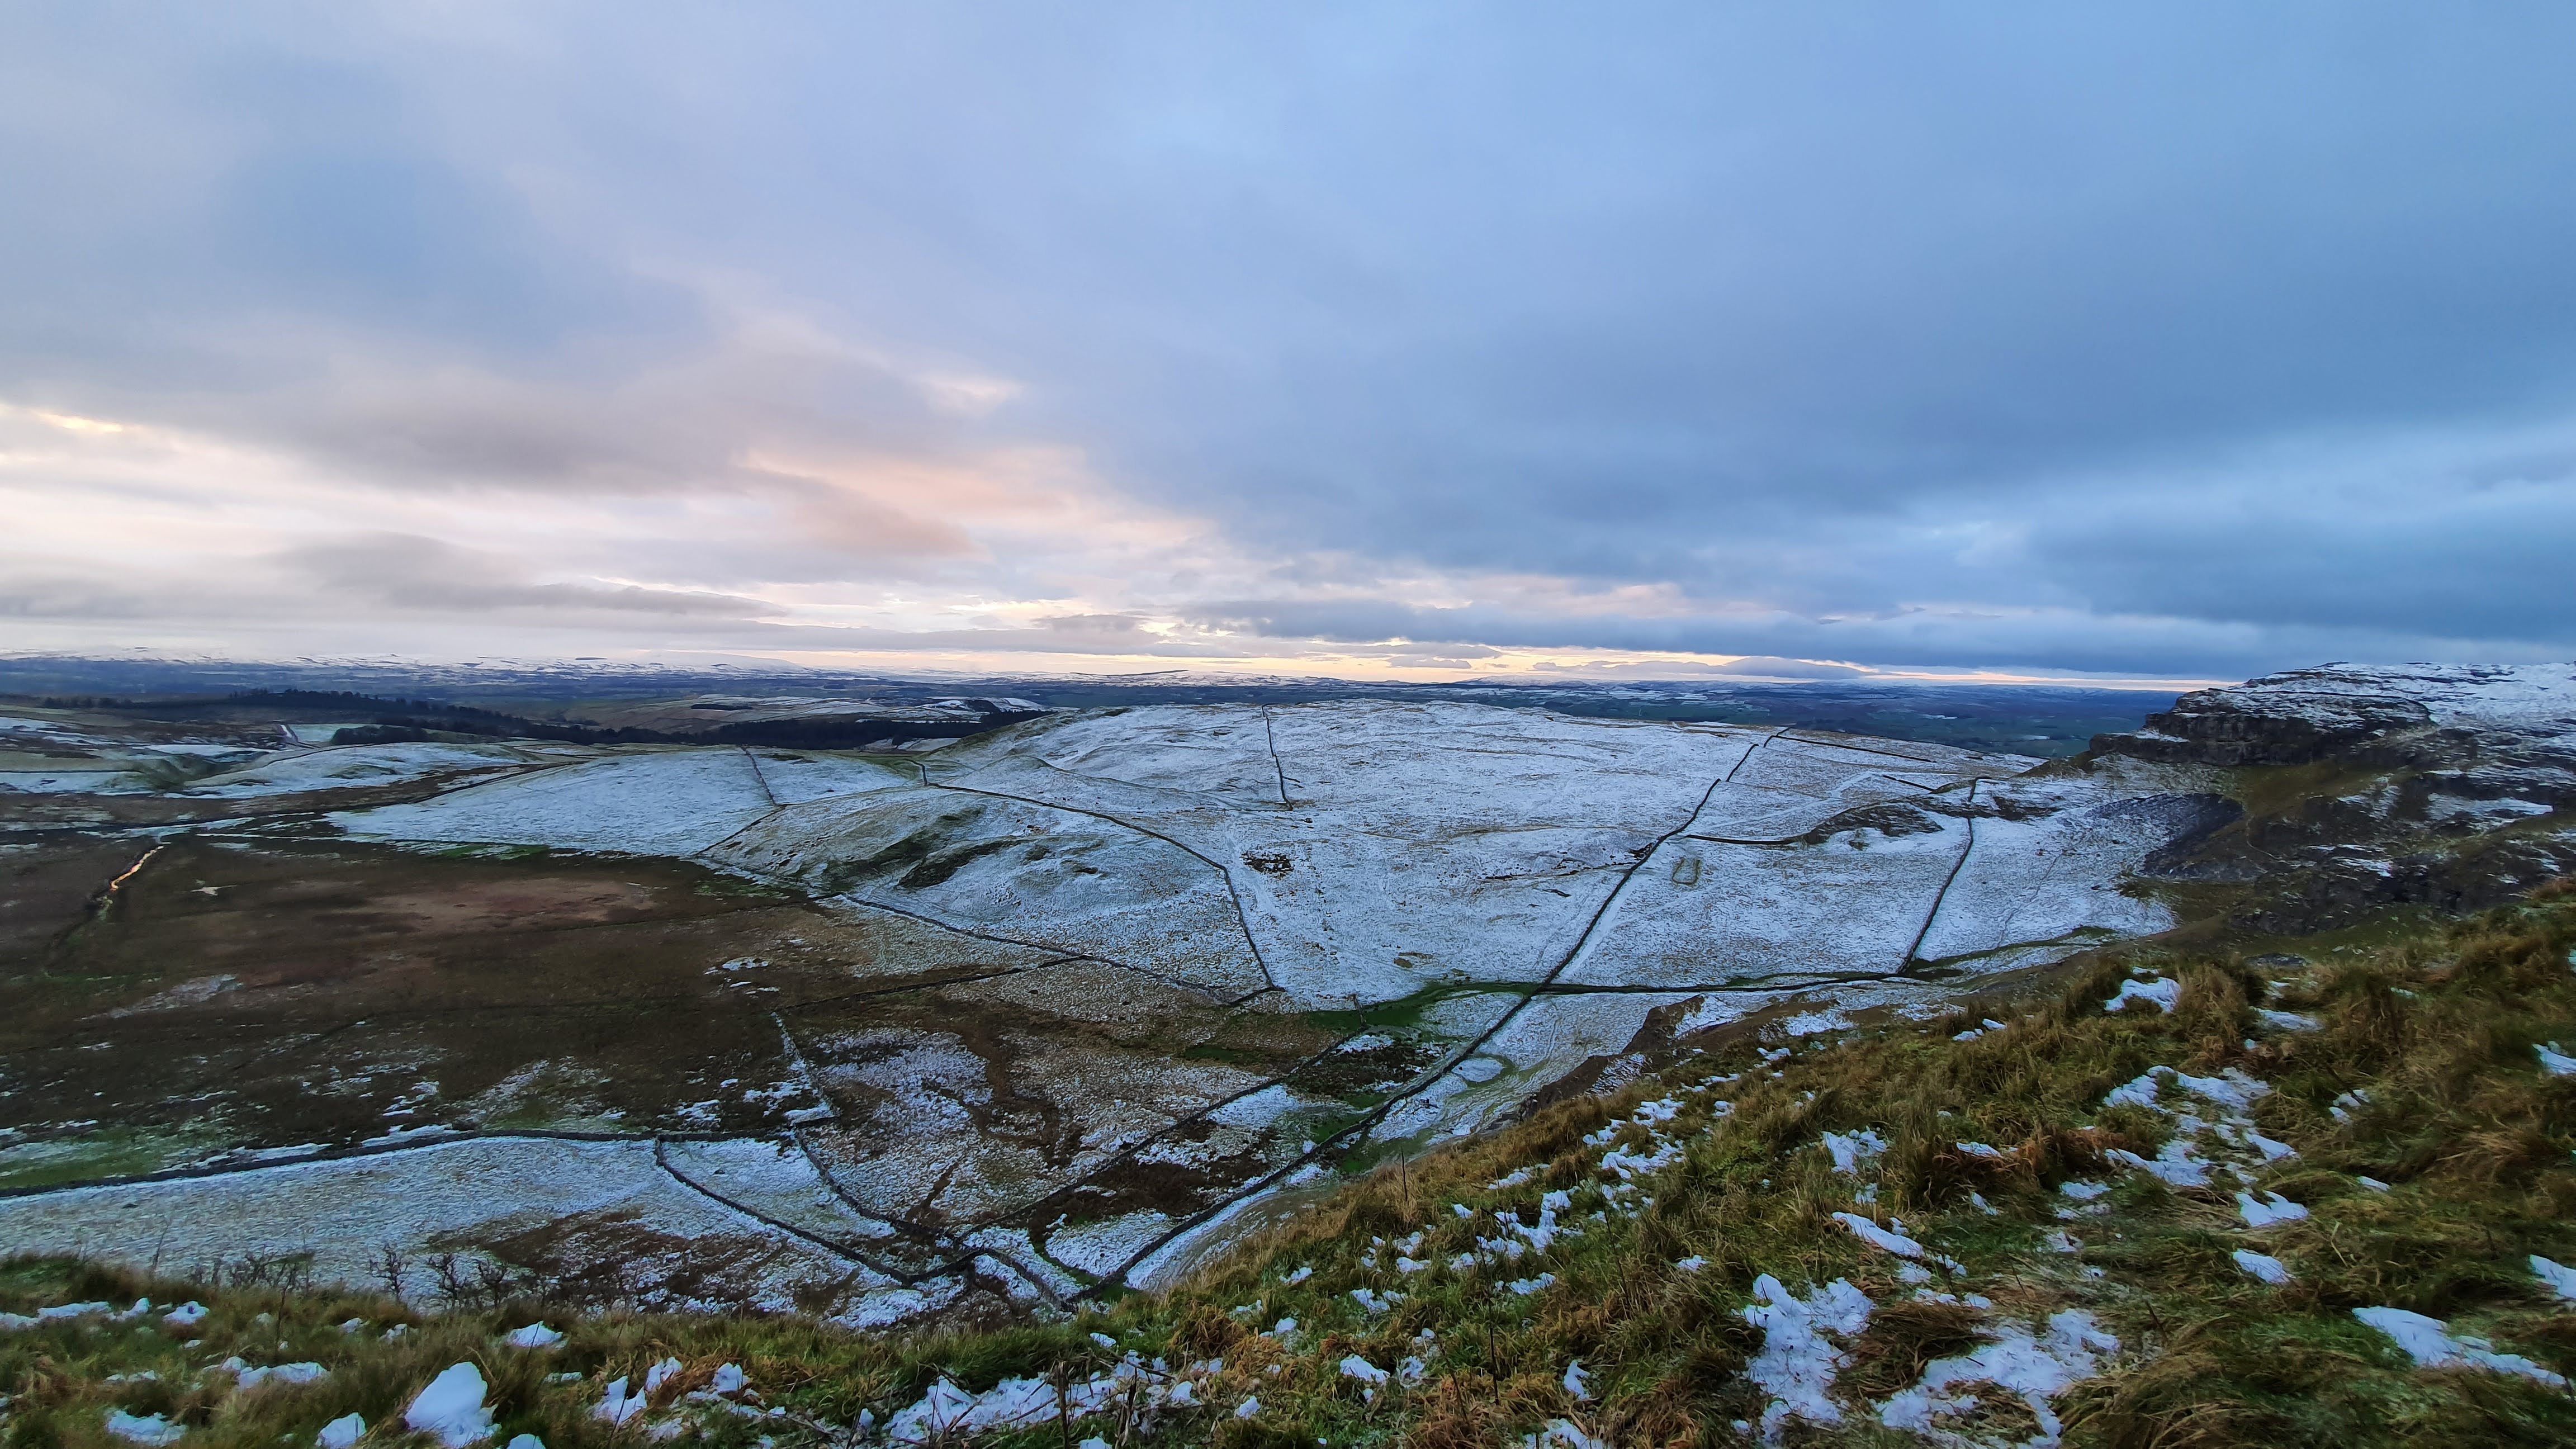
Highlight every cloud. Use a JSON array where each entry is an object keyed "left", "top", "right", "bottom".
[
  {"left": 0, "top": 7, "right": 2570, "bottom": 677},
  {"left": 0, "top": 571, "right": 162, "bottom": 620},
  {"left": 277, "top": 534, "right": 774, "bottom": 618}
]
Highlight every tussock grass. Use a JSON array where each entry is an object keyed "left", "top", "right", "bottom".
[{"left": 12, "top": 886, "right": 2576, "bottom": 1447}]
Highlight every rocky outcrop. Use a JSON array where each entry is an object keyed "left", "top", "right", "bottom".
[
  {"left": 2095, "top": 661, "right": 2576, "bottom": 769},
  {"left": 2091, "top": 663, "right": 2576, "bottom": 932},
  {"left": 2097, "top": 686, "right": 2431, "bottom": 767}
]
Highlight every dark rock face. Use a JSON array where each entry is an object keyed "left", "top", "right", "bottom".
[
  {"left": 2095, "top": 662, "right": 2576, "bottom": 771},
  {"left": 2092, "top": 663, "right": 2576, "bottom": 934},
  {"left": 2124, "top": 794, "right": 2249, "bottom": 879},
  {"left": 2096, "top": 677, "right": 2432, "bottom": 766}
]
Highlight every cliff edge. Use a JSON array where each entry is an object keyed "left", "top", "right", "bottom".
[{"left": 2090, "top": 662, "right": 2576, "bottom": 932}]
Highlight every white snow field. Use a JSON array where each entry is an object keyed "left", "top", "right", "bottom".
[
  {"left": 0, "top": 1136, "right": 908, "bottom": 1319},
  {"left": 180, "top": 741, "right": 578, "bottom": 797},
  {"left": 704, "top": 784, "right": 1271, "bottom": 996},
  {"left": 334, "top": 749, "right": 780, "bottom": 856},
  {"left": 948, "top": 704, "right": 1773, "bottom": 1004},
  {"left": 22, "top": 702, "right": 2204, "bottom": 1322}
]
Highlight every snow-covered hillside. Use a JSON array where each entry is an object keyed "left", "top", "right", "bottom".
[{"left": 1, "top": 700, "right": 2173, "bottom": 1321}]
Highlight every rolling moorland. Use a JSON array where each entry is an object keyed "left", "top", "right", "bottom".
[{"left": 5, "top": 661, "right": 2575, "bottom": 1447}]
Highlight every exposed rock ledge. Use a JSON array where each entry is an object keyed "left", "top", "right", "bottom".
[
  {"left": 2090, "top": 662, "right": 2576, "bottom": 932},
  {"left": 2094, "top": 661, "right": 2576, "bottom": 770}
]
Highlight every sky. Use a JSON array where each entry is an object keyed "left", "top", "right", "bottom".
[{"left": 3, "top": 3, "right": 2573, "bottom": 686}]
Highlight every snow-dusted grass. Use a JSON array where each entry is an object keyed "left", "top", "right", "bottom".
[
  {"left": 1562, "top": 815, "right": 1966, "bottom": 988},
  {"left": 655, "top": 1138, "right": 905, "bottom": 1248},
  {"left": 11, "top": 703, "right": 2294, "bottom": 1368},
  {"left": 945, "top": 703, "right": 1781, "bottom": 1005},
  {"left": 13, "top": 887, "right": 2576, "bottom": 1446},
  {"left": 0, "top": 1136, "right": 888, "bottom": 1316},
  {"left": 734, "top": 750, "right": 916, "bottom": 806},
  {"left": 184, "top": 741, "right": 563, "bottom": 798},
  {"left": 1912, "top": 780, "right": 2179, "bottom": 969},
  {"left": 334, "top": 750, "right": 777, "bottom": 856},
  {"left": 797, "top": 1008, "right": 1272, "bottom": 1227},
  {"left": 261, "top": 703, "right": 2206, "bottom": 1321},
  {"left": 707, "top": 785, "right": 1266, "bottom": 996}
]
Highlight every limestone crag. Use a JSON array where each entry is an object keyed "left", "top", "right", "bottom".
[{"left": 2092, "top": 663, "right": 2576, "bottom": 932}]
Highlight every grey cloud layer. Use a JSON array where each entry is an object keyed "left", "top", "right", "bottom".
[{"left": 2, "top": 3, "right": 2572, "bottom": 674}]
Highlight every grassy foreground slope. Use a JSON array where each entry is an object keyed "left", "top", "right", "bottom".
[{"left": 11, "top": 886, "right": 2576, "bottom": 1449}]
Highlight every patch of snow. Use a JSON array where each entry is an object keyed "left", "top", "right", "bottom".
[
  {"left": 1524, "top": 1420, "right": 1609, "bottom": 1449},
  {"left": 319, "top": 1413, "right": 366, "bottom": 1449},
  {"left": 2237, "top": 1191, "right": 2309, "bottom": 1228},
  {"left": 879, "top": 1373, "right": 1126, "bottom": 1444},
  {"left": 2171, "top": 1068, "right": 2270, "bottom": 1114},
  {"left": 595, "top": 1377, "right": 646, "bottom": 1427},
  {"left": 2233, "top": 1250, "right": 2293, "bottom": 1285},
  {"left": 503, "top": 1322, "right": 563, "bottom": 1348},
  {"left": 407, "top": 1363, "right": 498, "bottom": 1447},
  {"left": 1602, "top": 1137, "right": 1683, "bottom": 1181},
  {"left": 2245, "top": 1130, "right": 2296, "bottom": 1162},
  {"left": 2104, "top": 1072, "right": 2163, "bottom": 1110},
  {"left": 1832, "top": 1211, "right": 1925, "bottom": 1258},
  {"left": 103, "top": 1410, "right": 186, "bottom": 1446},
  {"left": 2108, "top": 1140, "right": 2210, "bottom": 1188},
  {"left": 1821, "top": 1129, "right": 1888, "bottom": 1175},
  {"left": 2352, "top": 1306, "right": 2565, "bottom": 1385},
  {"left": 1633, "top": 1096, "right": 1683, "bottom": 1123},
  {"left": 2530, "top": 1256, "right": 2576, "bottom": 1304},
  {"left": 1339, "top": 1356, "right": 1390, "bottom": 1386},
  {"left": 225, "top": 1358, "right": 327, "bottom": 1389},
  {"left": 2104, "top": 977, "right": 2180, "bottom": 1014},
  {"left": 1877, "top": 1309, "right": 2119, "bottom": 1448},
  {"left": 1742, "top": 1275, "right": 1873, "bottom": 1443},
  {"left": 2537, "top": 1043, "right": 2576, "bottom": 1077}
]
